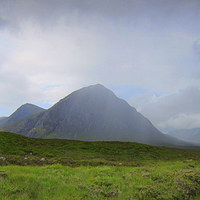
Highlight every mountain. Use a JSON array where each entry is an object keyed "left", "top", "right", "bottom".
[
  {"left": 167, "top": 128, "right": 200, "bottom": 144},
  {"left": 4, "top": 84, "right": 189, "bottom": 147},
  {"left": 0, "top": 117, "right": 6, "bottom": 121},
  {"left": 0, "top": 117, "right": 6, "bottom": 127},
  {"left": 0, "top": 103, "right": 45, "bottom": 128}
]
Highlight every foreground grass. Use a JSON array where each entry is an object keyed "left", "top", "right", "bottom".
[
  {"left": 1, "top": 160, "right": 200, "bottom": 200},
  {"left": 2, "top": 131, "right": 200, "bottom": 199},
  {"left": 1, "top": 131, "right": 200, "bottom": 167}
]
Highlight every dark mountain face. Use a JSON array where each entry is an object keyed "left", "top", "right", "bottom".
[
  {"left": 0, "top": 117, "right": 6, "bottom": 122},
  {"left": 0, "top": 103, "right": 45, "bottom": 128},
  {"left": 167, "top": 128, "right": 200, "bottom": 144},
  {"left": 5, "top": 84, "right": 189, "bottom": 147},
  {"left": 0, "top": 117, "right": 7, "bottom": 127}
]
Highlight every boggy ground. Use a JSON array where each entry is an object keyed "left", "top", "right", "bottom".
[
  {"left": 1, "top": 161, "right": 200, "bottom": 199},
  {"left": 1, "top": 131, "right": 200, "bottom": 199}
]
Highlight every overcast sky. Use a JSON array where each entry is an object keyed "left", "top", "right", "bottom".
[{"left": 0, "top": 0, "right": 200, "bottom": 132}]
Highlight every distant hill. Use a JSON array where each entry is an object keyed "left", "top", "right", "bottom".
[
  {"left": 0, "top": 103, "right": 45, "bottom": 128},
  {"left": 4, "top": 84, "right": 189, "bottom": 147},
  {"left": 167, "top": 128, "right": 200, "bottom": 144},
  {"left": 0, "top": 131, "right": 199, "bottom": 166}
]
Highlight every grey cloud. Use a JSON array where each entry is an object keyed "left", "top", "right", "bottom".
[
  {"left": 1, "top": 0, "right": 200, "bottom": 29},
  {"left": 0, "top": 0, "right": 200, "bottom": 116},
  {"left": 159, "top": 113, "right": 200, "bottom": 132},
  {"left": 130, "top": 87, "right": 200, "bottom": 132},
  {"left": 194, "top": 39, "right": 200, "bottom": 56},
  {"left": 0, "top": 18, "right": 12, "bottom": 30}
]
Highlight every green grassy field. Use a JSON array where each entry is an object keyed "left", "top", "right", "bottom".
[
  {"left": 1, "top": 131, "right": 200, "bottom": 199},
  {"left": 1, "top": 161, "right": 200, "bottom": 200},
  {"left": 0, "top": 131, "right": 200, "bottom": 167}
]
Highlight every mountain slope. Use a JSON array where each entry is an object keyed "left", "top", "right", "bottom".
[
  {"left": 0, "top": 117, "right": 7, "bottom": 128},
  {"left": 168, "top": 128, "right": 200, "bottom": 144},
  {"left": 5, "top": 84, "right": 189, "bottom": 147},
  {"left": 0, "top": 103, "right": 45, "bottom": 128}
]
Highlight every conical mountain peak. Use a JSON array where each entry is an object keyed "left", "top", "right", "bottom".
[
  {"left": 3, "top": 85, "right": 188, "bottom": 147},
  {"left": 19, "top": 103, "right": 41, "bottom": 109},
  {"left": 75, "top": 84, "right": 114, "bottom": 95},
  {"left": 0, "top": 103, "right": 45, "bottom": 128},
  {"left": 58, "top": 84, "right": 116, "bottom": 105},
  {"left": 10, "top": 103, "right": 45, "bottom": 117},
  {"left": 84, "top": 84, "right": 115, "bottom": 95},
  {"left": 88, "top": 83, "right": 106, "bottom": 88}
]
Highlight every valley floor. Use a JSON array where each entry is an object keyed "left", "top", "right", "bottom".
[
  {"left": 1, "top": 160, "right": 200, "bottom": 200},
  {"left": 1, "top": 132, "right": 200, "bottom": 199}
]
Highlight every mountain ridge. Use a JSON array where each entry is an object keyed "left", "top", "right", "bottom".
[
  {"left": 3, "top": 84, "right": 190, "bottom": 147},
  {"left": 0, "top": 103, "right": 45, "bottom": 128}
]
